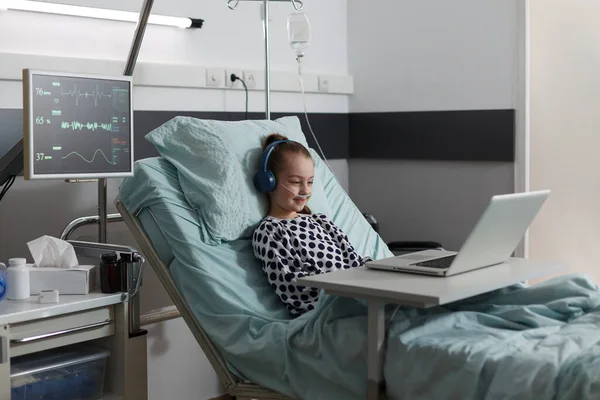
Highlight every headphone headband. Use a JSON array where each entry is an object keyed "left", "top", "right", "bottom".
[
  {"left": 259, "top": 140, "right": 292, "bottom": 173},
  {"left": 254, "top": 139, "right": 297, "bottom": 193}
]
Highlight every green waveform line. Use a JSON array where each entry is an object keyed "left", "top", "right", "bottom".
[
  {"left": 62, "top": 149, "right": 116, "bottom": 165},
  {"left": 60, "top": 83, "right": 113, "bottom": 106},
  {"left": 61, "top": 121, "right": 112, "bottom": 132}
]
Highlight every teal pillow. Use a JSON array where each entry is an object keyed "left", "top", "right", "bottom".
[{"left": 145, "top": 116, "right": 333, "bottom": 245}]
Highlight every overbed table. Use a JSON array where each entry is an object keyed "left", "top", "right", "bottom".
[{"left": 297, "top": 257, "right": 568, "bottom": 400}]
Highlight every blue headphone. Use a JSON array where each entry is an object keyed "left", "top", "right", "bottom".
[{"left": 254, "top": 140, "right": 293, "bottom": 193}]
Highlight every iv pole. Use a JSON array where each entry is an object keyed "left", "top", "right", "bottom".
[
  {"left": 97, "top": 0, "right": 154, "bottom": 243},
  {"left": 228, "top": 0, "right": 304, "bottom": 120},
  {"left": 263, "top": 0, "right": 271, "bottom": 119}
]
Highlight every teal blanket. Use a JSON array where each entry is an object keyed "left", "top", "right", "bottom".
[
  {"left": 277, "top": 274, "right": 600, "bottom": 400},
  {"left": 121, "top": 158, "right": 600, "bottom": 400},
  {"left": 385, "top": 274, "right": 600, "bottom": 400}
]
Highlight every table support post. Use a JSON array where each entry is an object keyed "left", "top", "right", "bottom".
[
  {"left": 0, "top": 326, "right": 9, "bottom": 400},
  {"left": 367, "top": 300, "right": 385, "bottom": 400}
]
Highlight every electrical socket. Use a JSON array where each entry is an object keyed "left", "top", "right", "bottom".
[
  {"left": 206, "top": 68, "right": 224, "bottom": 88},
  {"left": 243, "top": 70, "right": 258, "bottom": 89},
  {"left": 226, "top": 69, "right": 244, "bottom": 89},
  {"left": 318, "top": 76, "right": 330, "bottom": 93}
]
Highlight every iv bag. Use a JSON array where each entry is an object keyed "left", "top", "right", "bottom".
[{"left": 287, "top": 12, "right": 311, "bottom": 56}]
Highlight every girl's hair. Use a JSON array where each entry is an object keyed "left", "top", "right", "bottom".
[{"left": 263, "top": 133, "right": 313, "bottom": 214}]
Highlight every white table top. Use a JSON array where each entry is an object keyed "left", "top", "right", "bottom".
[
  {"left": 297, "top": 258, "right": 568, "bottom": 307},
  {"left": 0, "top": 292, "right": 126, "bottom": 325}
]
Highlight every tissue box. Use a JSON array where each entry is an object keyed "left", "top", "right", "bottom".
[{"left": 28, "top": 265, "right": 97, "bottom": 295}]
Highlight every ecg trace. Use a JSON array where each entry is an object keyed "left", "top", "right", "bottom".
[
  {"left": 62, "top": 149, "right": 116, "bottom": 165},
  {"left": 60, "top": 84, "right": 113, "bottom": 106},
  {"left": 61, "top": 121, "right": 112, "bottom": 132}
]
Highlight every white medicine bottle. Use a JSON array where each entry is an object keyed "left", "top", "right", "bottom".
[{"left": 6, "top": 258, "right": 30, "bottom": 300}]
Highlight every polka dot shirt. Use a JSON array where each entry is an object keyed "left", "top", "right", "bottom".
[{"left": 252, "top": 213, "right": 372, "bottom": 316}]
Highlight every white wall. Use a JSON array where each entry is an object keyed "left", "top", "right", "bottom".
[
  {"left": 528, "top": 0, "right": 600, "bottom": 283},
  {"left": 0, "top": 0, "right": 348, "bottom": 75},
  {"left": 0, "top": 1, "right": 349, "bottom": 399},
  {"left": 348, "top": 0, "right": 518, "bottom": 113},
  {"left": 350, "top": 160, "right": 514, "bottom": 250},
  {"left": 347, "top": 0, "right": 519, "bottom": 250}
]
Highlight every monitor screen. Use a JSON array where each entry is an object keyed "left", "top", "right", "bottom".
[{"left": 23, "top": 70, "right": 134, "bottom": 180}]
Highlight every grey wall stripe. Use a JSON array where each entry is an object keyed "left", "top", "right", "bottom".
[
  {"left": 0, "top": 109, "right": 23, "bottom": 159},
  {"left": 350, "top": 109, "right": 515, "bottom": 162},
  {"left": 0, "top": 108, "right": 515, "bottom": 168},
  {"left": 133, "top": 111, "right": 350, "bottom": 160}
]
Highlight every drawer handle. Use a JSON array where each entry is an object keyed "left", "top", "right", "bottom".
[{"left": 11, "top": 319, "right": 113, "bottom": 344}]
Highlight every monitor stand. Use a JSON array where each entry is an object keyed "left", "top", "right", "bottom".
[{"left": 95, "top": 0, "right": 154, "bottom": 244}]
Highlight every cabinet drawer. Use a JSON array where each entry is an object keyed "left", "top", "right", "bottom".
[{"left": 9, "top": 306, "right": 114, "bottom": 357}]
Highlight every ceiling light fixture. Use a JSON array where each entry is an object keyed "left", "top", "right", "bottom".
[{"left": 0, "top": 0, "right": 203, "bottom": 28}]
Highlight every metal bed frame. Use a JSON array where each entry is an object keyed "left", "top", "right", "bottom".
[{"left": 115, "top": 197, "right": 296, "bottom": 400}]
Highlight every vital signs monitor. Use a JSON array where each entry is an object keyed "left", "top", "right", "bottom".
[{"left": 22, "top": 69, "right": 134, "bottom": 180}]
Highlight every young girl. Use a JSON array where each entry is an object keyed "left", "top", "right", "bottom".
[{"left": 252, "top": 133, "right": 372, "bottom": 316}]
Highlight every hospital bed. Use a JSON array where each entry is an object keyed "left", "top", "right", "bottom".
[{"left": 114, "top": 116, "right": 600, "bottom": 400}]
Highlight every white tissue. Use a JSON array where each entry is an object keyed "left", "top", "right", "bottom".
[{"left": 27, "top": 235, "right": 79, "bottom": 269}]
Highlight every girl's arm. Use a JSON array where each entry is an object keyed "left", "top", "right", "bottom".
[
  {"left": 312, "top": 213, "right": 351, "bottom": 243},
  {"left": 254, "top": 226, "right": 320, "bottom": 315}
]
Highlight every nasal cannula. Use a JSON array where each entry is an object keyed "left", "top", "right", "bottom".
[{"left": 280, "top": 183, "right": 311, "bottom": 199}]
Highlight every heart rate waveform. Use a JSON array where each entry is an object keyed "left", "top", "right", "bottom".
[
  {"left": 60, "top": 83, "right": 113, "bottom": 106},
  {"left": 61, "top": 149, "right": 116, "bottom": 165},
  {"left": 61, "top": 121, "right": 112, "bottom": 132}
]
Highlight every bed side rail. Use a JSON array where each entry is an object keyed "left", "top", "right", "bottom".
[
  {"left": 114, "top": 198, "right": 241, "bottom": 391},
  {"left": 60, "top": 213, "right": 124, "bottom": 241}
]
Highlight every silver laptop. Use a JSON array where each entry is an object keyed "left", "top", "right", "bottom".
[{"left": 365, "top": 190, "right": 550, "bottom": 277}]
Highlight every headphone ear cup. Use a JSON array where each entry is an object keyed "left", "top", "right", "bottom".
[
  {"left": 254, "top": 170, "right": 276, "bottom": 193},
  {"left": 265, "top": 171, "right": 276, "bottom": 192}
]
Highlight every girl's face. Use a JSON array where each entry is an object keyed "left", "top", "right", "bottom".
[{"left": 269, "top": 154, "right": 314, "bottom": 218}]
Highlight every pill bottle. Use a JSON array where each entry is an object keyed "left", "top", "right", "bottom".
[
  {"left": 100, "top": 252, "right": 120, "bottom": 293},
  {"left": 118, "top": 253, "right": 132, "bottom": 293},
  {"left": 6, "top": 258, "right": 30, "bottom": 300}
]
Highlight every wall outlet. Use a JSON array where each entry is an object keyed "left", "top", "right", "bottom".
[
  {"left": 206, "top": 68, "right": 224, "bottom": 88},
  {"left": 226, "top": 69, "right": 244, "bottom": 89},
  {"left": 243, "top": 70, "right": 258, "bottom": 89},
  {"left": 318, "top": 76, "right": 330, "bottom": 93}
]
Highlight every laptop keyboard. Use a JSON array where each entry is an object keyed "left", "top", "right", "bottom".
[{"left": 413, "top": 255, "right": 457, "bottom": 269}]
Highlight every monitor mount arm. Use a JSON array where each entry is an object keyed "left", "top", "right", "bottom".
[{"left": 96, "top": 0, "right": 154, "bottom": 244}]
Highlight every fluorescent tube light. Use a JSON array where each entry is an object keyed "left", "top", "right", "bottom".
[{"left": 0, "top": 0, "right": 203, "bottom": 29}]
